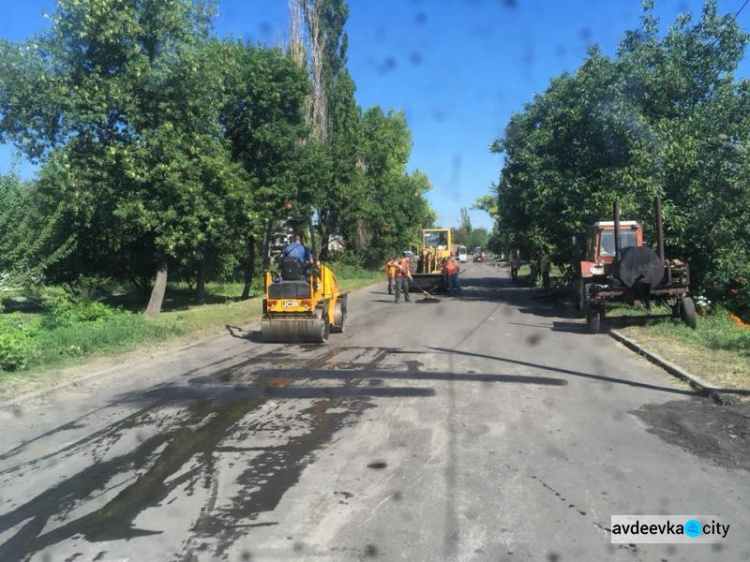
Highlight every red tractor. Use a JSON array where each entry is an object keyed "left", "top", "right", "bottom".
[{"left": 572, "top": 197, "right": 696, "bottom": 334}]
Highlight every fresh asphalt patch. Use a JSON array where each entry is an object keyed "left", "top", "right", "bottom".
[{"left": 633, "top": 399, "right": 750, "bottom": 473}]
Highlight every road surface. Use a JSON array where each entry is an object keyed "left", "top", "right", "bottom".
[{"left": 1, "top": 264, "right": 748, "bottom": 562}]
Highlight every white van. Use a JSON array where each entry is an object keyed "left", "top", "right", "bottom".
[{"left": 458, "top": 246, "right": 468, "bottom": 263}]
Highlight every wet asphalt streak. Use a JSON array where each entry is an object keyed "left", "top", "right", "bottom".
[{"left": 0, "top": 264, "right": 749, "bottom": 562}]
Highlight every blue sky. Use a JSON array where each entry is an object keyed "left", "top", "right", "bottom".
[{"left": 2, "top": 0, "right": 749, "bottom": 230}]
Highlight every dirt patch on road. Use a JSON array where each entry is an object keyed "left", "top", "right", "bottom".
[{"left": 633, "top": 399, "right": 750, "bottom": 473}]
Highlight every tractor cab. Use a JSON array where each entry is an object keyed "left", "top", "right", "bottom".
[
  {"left": 587, "top": 221, "right": 642, "bottom": 262},
  {"left": 409, "top": 228, "right": 453, "bottom": 292},
  {"left": 581, "top": 221, "right": 642, "bottom": 279}
]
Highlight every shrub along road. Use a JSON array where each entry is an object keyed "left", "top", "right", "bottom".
[{"left": 0, "top": 265, "right": 748, "bottom": 561}]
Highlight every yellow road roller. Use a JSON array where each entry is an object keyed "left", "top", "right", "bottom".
[{"left": 261, "top": 213, "right": 347, "bottom": 343}]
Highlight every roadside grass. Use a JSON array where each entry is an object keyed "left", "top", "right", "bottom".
[
  {"left": 0, "top": 269, "right": 381, "bottom": 385},
  {"left": 600, "top": 302, "right": 750, "bottom": 391},
  {"left": 495, "top": 259, "right": 750, "bottom": 390}
]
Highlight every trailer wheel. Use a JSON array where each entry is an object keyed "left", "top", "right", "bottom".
[
  {"left": 586, "top": 309, "right": 601, "bottom": 334},
  {"left": 680, "top": 297, "right": 697, "bottom": 330}
]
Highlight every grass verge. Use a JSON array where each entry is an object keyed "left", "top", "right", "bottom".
[
  {"left": 605, "top": 303, "right": 750, "bottom": 392},
  {"left": 498, "top": 260, "right": 750, "bottom": 391},
  {"left": 0, "top": 269, "right": 382, "bottom": 391}
]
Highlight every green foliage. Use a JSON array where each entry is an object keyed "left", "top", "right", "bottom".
[
  {"left": 0, "top": 267, "right": 376, "bottom": 375},
  {"left": 629, "top": 304, "right": 750, "bottom": 356},
  {"left": 217, "top": 41, "right": 318, "bottom": 219},
  {"left": 339, "top": 107, "right": 434, "bottom": 266},
  {"left": 41, "top": 295, "right": 116, "bottom": 329},
  {"left": 0, "top": 172, "right": 74, "bottom": 288},
  {"left": 329, "top": 251, "right": 365, "bottom": 269},
  {"left": 0, "top": 297, "right": 184, "bottom": 372},
  {"left": 34, "top": 312, "right": 184, "bottom": 363},
  {"left": 724, "top": 275, "right": 750, "bottom": 323},
  {"left": 0, "top": 0, "right": 434, "bottom": 310},
  {"left": 0, "top": 0, "right": 248, "bottom": 310},
  {"left": 489, "top": 0, "right": 750, "bottom": 292},
  {"left": 0, "top": 313, "right": 38, "bottom": 371}
]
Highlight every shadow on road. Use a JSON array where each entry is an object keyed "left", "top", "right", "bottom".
[
  {"left": 0, "top": 341, "right": 571, "bottom": 562},
  {"left": 428, "top": 346, "right": 699, "bottom": 398}
]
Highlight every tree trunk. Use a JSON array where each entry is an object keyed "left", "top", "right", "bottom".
[
  {"left": 144, "top": 257, "right": 168, "bottom": 317},
  {"left": 195, "top": 261, "right": 206, "bottom": 305},
  {"left": 241, "top": 234, "right": 256, "bottom": 300}
]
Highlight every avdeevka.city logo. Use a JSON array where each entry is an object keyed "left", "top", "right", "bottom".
[
  {"left": 684, "top": 519, "right": 702, "bottom": 538},
  {"left": 610, "top": 515, "right": 730, "bottom": 544}
]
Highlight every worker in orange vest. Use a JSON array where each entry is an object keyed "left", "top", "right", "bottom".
[
  {"left": 385, "top": 257, "right": 398, "bottom": 295},
  {"left": 443, "top": 252, "right": 462, "bottom": 296},
  {"left": 394, "top": 252, "right": 413, "bottom": 303}
]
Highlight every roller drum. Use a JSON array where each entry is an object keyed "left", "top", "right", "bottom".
[{"left": 262, "top": 317, "right": 329, "bottom": 343}]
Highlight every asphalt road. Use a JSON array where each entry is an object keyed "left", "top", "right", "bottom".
[{"left": 0, "top": 264, "right": 748, "bottom": 562}]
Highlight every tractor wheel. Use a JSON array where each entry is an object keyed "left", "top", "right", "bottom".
[
  {"left": 586, "top": 309, "right": 601, "bottom": 334},
  {"left": 331, "top": 297, "right": 347, "bottom": 333},
  {"left": 572, "top": 279, "right": 582, "bottom": 311},
  {"left": 680, "top": 297, "right": 697, "bottom": 330},
  {"left": 577, "top": 280, "right": 588, "bottom": 314}
]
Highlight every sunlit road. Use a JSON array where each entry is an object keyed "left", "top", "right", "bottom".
[{"left": 1, "top": 264, "right": 748, "bottom": 562}]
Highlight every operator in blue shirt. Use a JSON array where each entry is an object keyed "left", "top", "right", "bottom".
[{"left": 283, "top": 234, "right": 314, "bottom": 266}]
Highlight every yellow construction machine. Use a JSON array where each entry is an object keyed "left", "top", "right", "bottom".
[
  {"left": 410, "top": 228, "right": 453, "bottom": 293},
  {"left": 261, "top": 211, "right": 347, "bottom": 343}
]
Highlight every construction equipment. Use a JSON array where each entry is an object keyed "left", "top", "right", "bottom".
[
  {"left": 572, "top": 196, "right": 695, "bottom": 334},
  {"left": 261, "top": 210, "right": 347, "bottom": 343},
  {"left": 415, "top": 283, "right": 441, "bottom": 302},
  {"left": 409, "top": 228, "right": 452, "bottom": 293}
]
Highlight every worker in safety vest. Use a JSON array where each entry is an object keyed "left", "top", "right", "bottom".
[
  {"left": 385, "top": 257, "right": 398, "bottom": 295},
  {"left": 394, "top": 252, "right": 412, "bottom": 303},
  {"left": 443, "top": 252, "right": 462, "bottom": 296}
]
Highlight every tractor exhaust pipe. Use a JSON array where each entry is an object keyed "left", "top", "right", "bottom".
[
  {"left": 655, "top": 195, "right": 665, "bottom": 264},
  {"left": 613, "top": 200, "right": 621, "bottom": 264}
]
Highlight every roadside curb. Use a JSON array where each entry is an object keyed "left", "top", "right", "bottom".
[
  {"left": 0, "top": 280, "right": 382, "bottom": 408},
  {"left": 609, "top": 329, "right": 724, "bottom": 402}
]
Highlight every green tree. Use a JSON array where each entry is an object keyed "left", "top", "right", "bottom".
[
  {"left": 489, "top": 0, "right": 750, "bottom": 287},
  {"left": 0, "top": 172, "right": 73, "bottom": 288},
  {"left": 216, "top": 40, "right": 321, "bottom": 298},
  {"left": 290, "top": 0, "right": 365, "bottom": 259},
  {"left": 0, "top": 0, "right": 249, "bottom": 314},
  {"left": 353, "top": 107, "right": 434, "bottom": 265},
  {"left": 453, "top": 207, "right": 473, "bottom": 245}
]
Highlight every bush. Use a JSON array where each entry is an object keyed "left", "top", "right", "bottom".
[
  {"left": 329, "top": 251, "right": 365, "bottom": 269},
  {"left": 0, "top": 314, "right": 38, "bottom": 371},
  {"left": 41, "top": 295, "right": 116, "bottom": 329},
  {"left": 34, "top": 312, "right": 183, "bottom": 363}
]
